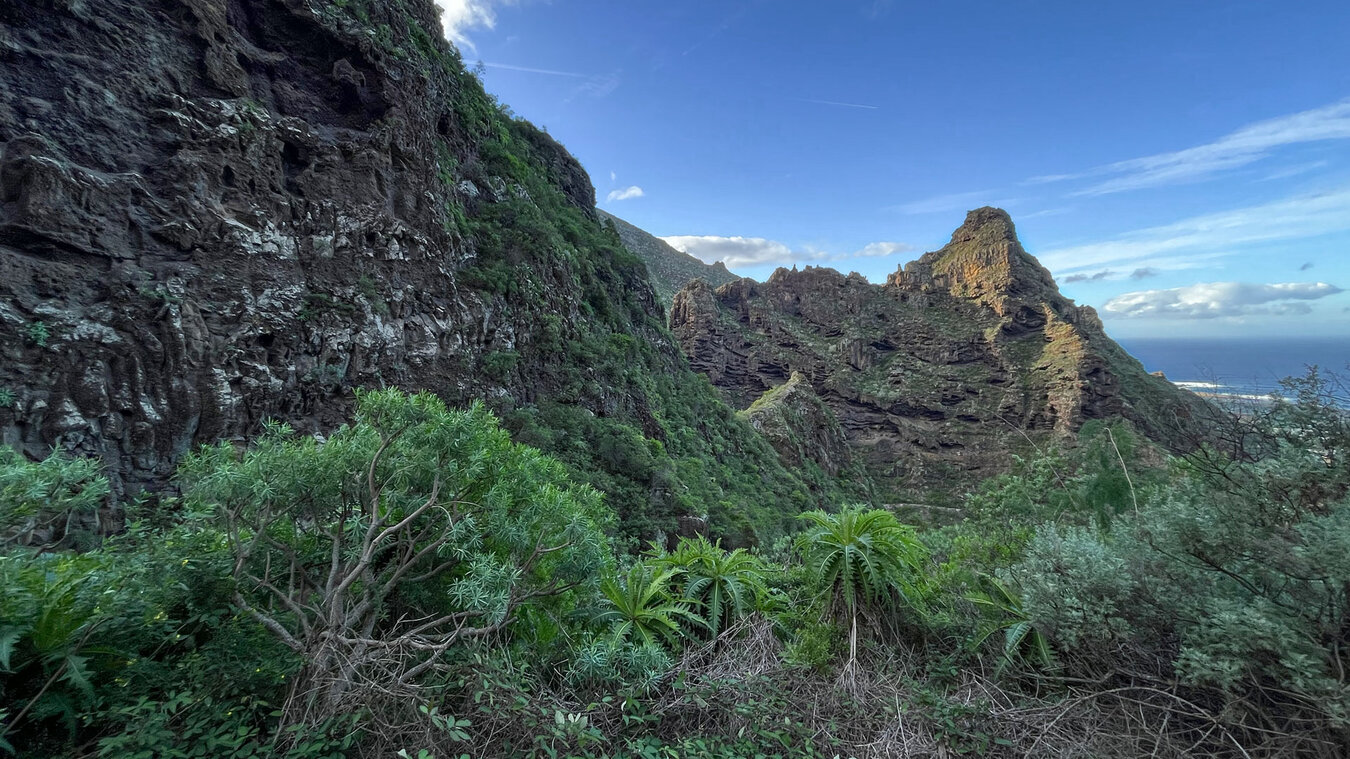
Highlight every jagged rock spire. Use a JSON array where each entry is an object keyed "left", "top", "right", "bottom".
[{"left": 887, "top": 206, "right": 1059, "bottom": 316}]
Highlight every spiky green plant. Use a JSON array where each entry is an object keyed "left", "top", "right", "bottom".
[
  {"left": 653, "top": 536, "right": 768, "bottom": 637},
  {"left": 0, "top": 558, "right": 126, "bottom": 745},
  {"left": 967, "top": 573, "right": 1055, "bottom": 673},
  {"left": 795, "top": 507, "right": 926, "bottom": 665},
  {"left": 596, "top": 564, "right": 706, "bottom": 648}
]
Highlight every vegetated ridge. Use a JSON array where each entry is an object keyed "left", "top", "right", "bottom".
[
  {"left": 670, "top": 207, "right": 1213, "bottom": 504},
  {"left": 597, "top": 209, "right": 738, "bottom": 307}
]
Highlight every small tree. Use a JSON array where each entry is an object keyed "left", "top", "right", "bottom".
[
  {"left": 795, "top": 507, "right": 926, "bottom": 668},
  {"left": 179, "top": 389, "right": 610, "bottom": 728}
]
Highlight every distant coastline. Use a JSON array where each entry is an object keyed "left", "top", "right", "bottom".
[{"left": 1117, "top": 336, "right": 1350, "bottom": 405}]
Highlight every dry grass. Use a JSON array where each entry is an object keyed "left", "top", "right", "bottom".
[{"left": 315, "top": 622, "right": 1346, "bottom": 758}]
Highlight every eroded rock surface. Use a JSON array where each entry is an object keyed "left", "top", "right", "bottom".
[
  {"left": 0, "top": 0, "right": 810, "bottom": 544},
  {"left": 739, "top": 372, "right": 855, "bottom": 480},
  {"left": 671, "top": 208, "right": 1211, "bottom": 502},
  {"left": 0, "top": 0, "right": 519, "bottom": 493}
]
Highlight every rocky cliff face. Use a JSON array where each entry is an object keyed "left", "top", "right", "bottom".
[
  {"left": 0, "top": 0, "right": 810, "bottom": 543},
  {"left": 598, "top": 210, "right": 738, "bottom": 308},
  {"left": 670, "top": 208, "right": 1211, "bottom": 503},
  {"left": 738, "top": 372, "right": 855, "bottom": 480}
]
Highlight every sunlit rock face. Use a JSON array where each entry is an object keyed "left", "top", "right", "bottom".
[{"left": 671, "top": 208, "right": 1211, "bottom": 503}]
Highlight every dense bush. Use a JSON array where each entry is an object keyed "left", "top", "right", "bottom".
[{"left": 4, "top": 372, "right": 1349, "bottom": 757}]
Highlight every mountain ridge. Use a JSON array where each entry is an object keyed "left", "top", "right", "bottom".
[
  {"left": 0, "top": 0, "right": 1212, "bottom": 539},
  {"left": 670, "top": 207, "right": 1212, "bottom": 503},
  {"left": 597, "top": 209, "right": 739, "bottom": 306}
]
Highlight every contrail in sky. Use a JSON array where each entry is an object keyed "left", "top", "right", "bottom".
[{"left": 795, "top": 97, "right": 880, "bottom": 110}]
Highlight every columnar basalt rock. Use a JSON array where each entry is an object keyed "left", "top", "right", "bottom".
[{"left": 0, "top": 0, "right": 506, "bottom": 494}]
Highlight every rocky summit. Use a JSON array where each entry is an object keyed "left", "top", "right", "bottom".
[{"left": 670, "top": 207, "right": 1212, "bottom": 504}]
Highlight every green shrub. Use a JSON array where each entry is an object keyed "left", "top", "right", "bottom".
[
  {"left": 1008, "top": 370, "right": 1350, "bottom": 727},
  {"left": 651, "top": 536, "right": 769, "bottom": 637},
  {"left": 24, "top": 322, "right": 48, "bottom": 348},
  {"left": 179, "top": 389, "right": 612, "bottom": 731},
  {"left": 596, "top": 563, "right": 706, "bottom": 649},
  {"left": 0, "top": 448, "right": 108, "bottom": 549}
]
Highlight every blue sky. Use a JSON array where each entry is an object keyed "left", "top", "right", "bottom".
[{"left": 436, "top": 1, "right": 1350, "bottom": 338}]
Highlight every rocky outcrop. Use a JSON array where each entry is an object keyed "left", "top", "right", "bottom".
[
  {"left": 887, "top": 206, "right": 1059, "bottom": 317},
  {"left": 670, "top": 208, "right": 1211, "bottom": 502},
  {"left": 739, "top": 372, "right": 853, "bottom": 478},
  {"left": 599, "top": 210, "right": 738, "bottom": 307},
  {"left": 0, "top": 0, "right": 811, "bottom": 544}
]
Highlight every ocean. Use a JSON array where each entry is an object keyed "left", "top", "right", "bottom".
[{"left": 1116, "top": 337, "right": 1350, "bottom": 402}]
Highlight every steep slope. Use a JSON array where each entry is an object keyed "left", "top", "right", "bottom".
[
  {"left": 0, "top": 0, "right": 810, "bottom": 544},
  {"left": 598, "top": 209, "right": 739, "bottom": 307},
  {"left": 670, "top": 208, "right": 1212, "bottom": 503},
  {"left": 738, "top": 372, "right": 860, "bottom": 482}
]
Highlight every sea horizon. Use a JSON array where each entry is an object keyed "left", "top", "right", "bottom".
[{"left": 1116, "top": 336, "right": 1350, "bottom": 403}]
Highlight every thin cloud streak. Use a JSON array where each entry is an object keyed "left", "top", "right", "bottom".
[
  {"left": 795, "top": 97, "right": 880, "bottom": 111},
  {"left": 1039, "top": 187, "right": 1350, "bottom": 274},
  {"left": 1024, "top": 173, "right": 1082, "bottom": 185},
  {"left": 1261, "top": 160, "right": 1331, "bottom": 182},
  {"left": 1066, "top": 99, "right": 1350, "bottom": 196},
  {"left": 888, "top": 190, "right": 1005, "bottom": 215},
  {"left": 481, "top": 62, "right": 587, "bottom": 77},
  {"left": 1021, "top": 207, "right": 1073, "bottom": 219}
]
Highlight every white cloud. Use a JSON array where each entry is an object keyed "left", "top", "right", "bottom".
[
  {"left": 661, "top": 236, "right": 913, "bottom": 269},
  {"left": 1102, "top": 282, "right": 1344, "bottom": 319},
  {"left": 662, "top": 236, "right": 796, "bottom": 267},
  {"left": 606, "top": 186, "right": 645, "bottom": 202},
  {"left": 855, "top": 241, "right": 915, "bottom": 258},
  {"left": 609, "top": 171, "right": 617, "bottom": 182},
  {"left": 434, "top": 0, "right": 517, "bottom": 48},
  {"left": 1039, "top": 186, "right": 1350, "bottom": 274},
  {"left": 1066, "top": 100, "right": 1350, "bottom": 196}
]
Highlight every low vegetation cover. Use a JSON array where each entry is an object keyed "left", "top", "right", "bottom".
[{"left": 1, "top": 373, "right": 1348, "bottom": 758}]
